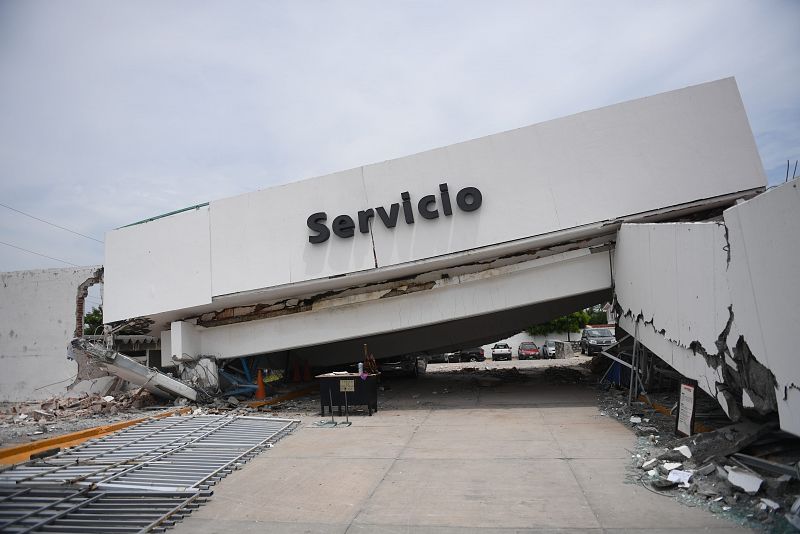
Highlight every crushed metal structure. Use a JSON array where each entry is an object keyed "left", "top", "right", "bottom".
[
  {"left": 0, "top": 414, "right": 297, "bottom": 532},
  {"left": 69, "top": 339, "right": 200, "bottom": 402}
]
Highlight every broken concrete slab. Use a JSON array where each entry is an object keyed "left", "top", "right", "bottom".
[
  {"left": 764, "top": 475, "right": 790, "bottom": 499},
  {"left": 651, "top": 477, "right": 677, "bottom": 489},
  {"left": 725, "top": 466, "right": 763, "bottom": 494},
  {"left": 31, "top": 410, "right": 54, "bottom": 421},
  {"left": 786, "top": 496, "right": 800, "bottom": 529},
  {"left": 71, "top": 339, "right": 198, "bottom": 401},
  {"left": 759, "top": 498, "right": 780, "bottom": 511},
  {"left": 667, "top": 469, "right": 693, "bottom": 486},
  {"left": 641, "top": 458, "right": 658, "bottom": 470},
  {"left": 696, "top": 462, "right": 716, "bottom": 476},
  {"left": 660, "top": 462, "right": 683, "bottom": 474},
  {"left": 66, "top": 376, "right": 118, "bottom": 397}
]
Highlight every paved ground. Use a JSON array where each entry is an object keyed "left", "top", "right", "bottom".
[{"left": 173, "top": 361, "right": 748, "bottom": 533}]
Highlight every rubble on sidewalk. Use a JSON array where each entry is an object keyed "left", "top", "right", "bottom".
[
  {"left": 625, "top": 417, "right": 800, "bottom": 531},
  {"left": 0, "top": 387, "right": 161, "bottom": 447},
  {"left": 598, "top": 383, "right": 800, "bottom": 531}
]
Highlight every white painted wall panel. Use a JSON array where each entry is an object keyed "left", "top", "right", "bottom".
[
  {"left": 362, "top": 77, "right": 765, "bottom": 268},
  {"left": 160, "top": 330, "right": 172, "bottom": 367},
  {"left": 105, "top": 78, "right": 765, "bottom": 321},
  {"left": 614, "top": 223, "right": 731, "bottom": 353},
  {"left": 210, "top": 168, "right": 375, "bottom": 296},
  {"left": 0, "top": 267, "right": 101, "bottom": 401},
  {"left": 170, "top": 320, "right": 201, "bottom": 361},
  {"left": 104, "top": 207, "right": 212, "bottom": 322},
  {"left": 724, "top": 179, "right": 800, "bottom": 436}
]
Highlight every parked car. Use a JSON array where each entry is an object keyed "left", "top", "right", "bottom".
[
  {"left": 427, "top": 353, "right": 448, "bottom": 364},
  {"left": 378, "top": 354, "right": 427, "bottom": 377},
  {"left": 541, "top": 340, "right": 556, "bottom": 358},
  {"left": 459, "top": 347, "right": 486, "bottom": 362},
  {"left": 491, "top": 343, "right": 512, "bottom": 361},
  {"left": 517, "top": 342, "right": 541, "bottom": 360},
  {"left": 580, "top": 328, "right": 616, "bottom": 355},
  {"left": 445, "top": 352, "right": 461, "bottom": 363}
]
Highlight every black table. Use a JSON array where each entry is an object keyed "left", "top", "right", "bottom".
[{"left": 317, "top": 372, "right": 378, "bottom": 416}]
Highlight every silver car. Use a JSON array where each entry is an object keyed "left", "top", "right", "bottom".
[{"left": 541, "top": 340, "right": 556, "bottom": 358}]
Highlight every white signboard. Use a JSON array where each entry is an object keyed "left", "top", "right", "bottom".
[
  {"left": 676, "top": 382, "right": 696, "bottom": 436},
  {"left": 339, "top": 379, "right": 355, "bottom": 393}
]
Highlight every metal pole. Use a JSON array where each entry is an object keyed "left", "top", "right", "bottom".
[{"left": 628, "top": 322, "right": 639, "bottom": 406}]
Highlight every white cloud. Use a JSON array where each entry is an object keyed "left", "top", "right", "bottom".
[{"left": 0, "top": 0, "right": 797, "bottom": 271}]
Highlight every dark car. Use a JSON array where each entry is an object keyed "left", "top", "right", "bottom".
[
  {"left": 378, "top": 354, "right": 427, "bottom": 377},
  {"left": 427, "top": 353, "right": 448, "bottom": 363},
  {"left": 517, "top": 342, "right": 541, "bottom": 360},
  {"left": 580, "top": 328, "right": 616, "bottom": 355},
  {"left": 458, "top": 347, "right": 486, "bottom": 362},
  {"left": 444, "top": 351, "right": 461, "bottom": 363}
]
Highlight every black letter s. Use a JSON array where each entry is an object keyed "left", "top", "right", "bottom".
[{"left": 307, "top": 212, "right": 330, "bottom": 244}]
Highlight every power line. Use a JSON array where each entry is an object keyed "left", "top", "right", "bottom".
[
  {"left": 0, "top": 202, "right": 103, "bottom": 243},
  {"left": 0, "top": 240, "right": 80, "bottom": 266}
]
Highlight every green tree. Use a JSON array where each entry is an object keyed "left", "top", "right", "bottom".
[
  {"left": 83, "top": 306, "right": 153, "bottom": 336},
  {"left": 526, "top": 310, "right": 591, "bottom": 341},
  {"left": 585, "top": 305, "right": 609, "bottom": 325},
  {"left": 83, "top": 305, "right": 104, "bottom": 335}
]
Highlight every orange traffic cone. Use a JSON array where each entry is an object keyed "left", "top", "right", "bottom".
[
  {"left": 255, "top": 369, "right": 266, "bottom": 400},
  {"left": 303, "top": 360, "right": 312, "bottom": 382}
]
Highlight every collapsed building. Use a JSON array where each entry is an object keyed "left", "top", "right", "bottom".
[{"left": 1, "top": 77, "right": 797, "bottom": 437}]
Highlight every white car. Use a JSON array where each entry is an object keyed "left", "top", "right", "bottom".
[{"left": 491, "top": 343, "right": 512, "bottom": 361}]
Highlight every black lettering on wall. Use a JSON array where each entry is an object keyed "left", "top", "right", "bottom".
[
  {"left": 401, "top": 192, "right": 414, "bottom": 224},
  {"left": 307, "top": 212, "right": 330, "bottom": 244},
  {"left": 439, "top": 183, "right": 452, "bottom": 216},
  {"left": 456, "top": 187, "right": 482, "bottom": 212},
  {"left": 307, "top": 184, "right": 483, "bottom": 244},
  {"left": 418, "top": 195, "right": 439, "bottom": 219},
  {"left": 332, "top": 215, "right": 355, "bottom": 238},
  {"left": 376, "top": 203, "right": 400, "bottom": 228},
  {"left": 358, "top": 209, "right": 374, "bottom": 233}
]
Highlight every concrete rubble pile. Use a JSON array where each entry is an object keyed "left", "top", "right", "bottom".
[
  {"left": 631, "top": 421, "right": 800, "bottom": 530},
  {"left": 596, "top": 385, "right": 800, "bottom": 529},
  {"left": 0, "top": 388, "right": 158, "bottom": 446}
]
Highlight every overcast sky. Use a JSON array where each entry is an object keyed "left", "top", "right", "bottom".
[{"left": 1, "top": 0, "right": 798, "bottom": 273}]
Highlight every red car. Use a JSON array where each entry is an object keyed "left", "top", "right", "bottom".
[{"left": 517, "top": 342, "right": 541, "bottom": 360}]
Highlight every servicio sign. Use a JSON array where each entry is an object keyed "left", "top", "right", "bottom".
[{"left": 306, "top": 183, "right": 482, "bottom": 244}]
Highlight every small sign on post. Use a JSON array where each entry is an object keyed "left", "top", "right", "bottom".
[
  {"left": 675, "top": 379, "right": 697, "bottom": 437},
  {"left": 339, "top": 379, "right": 355, "bottom": 393}
]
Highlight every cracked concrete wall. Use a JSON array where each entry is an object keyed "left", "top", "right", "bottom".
[
  {"left": 614, "top": 179, "right": 798, "bottom": 435},
  {"left": 0, "top": 266, "right": 103, "bottom": 401},
  {"left": 614, "top": 223, "right": 734, "bottom": 416},
  {"left": 723, "top": 179, "right": 800, "bottom": 436}
]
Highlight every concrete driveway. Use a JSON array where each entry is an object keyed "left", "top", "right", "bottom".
[{"left": 172, "top": 364, "right": 746, "bottom": 533}]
